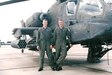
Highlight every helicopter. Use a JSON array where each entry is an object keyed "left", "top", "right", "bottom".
[{"left": 11, "top": 0, "right": 112, "bottom": 63}]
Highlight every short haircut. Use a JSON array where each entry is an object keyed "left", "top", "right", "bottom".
[
  {"left": 58, "top": 18, "right": 64, "bottom": 22},
  {"left": 58, "top": 18, "right": 64, "bottom": 21},
  {"left": 42, "top": 19, "right": 48, "bottom": 21}
]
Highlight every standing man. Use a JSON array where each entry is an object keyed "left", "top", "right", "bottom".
[
  {"left": 37, "top": 19, "right": 55, "bottom": 71},
  {"left": 54, "top": 19, "right": 72, "bottom": 71}
]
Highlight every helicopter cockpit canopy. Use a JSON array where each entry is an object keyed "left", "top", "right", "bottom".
[
  {"left": 66, "top": 0, "right": 103, "bottom": 16},
  {"left": 78, "top": 0, "right": 103, "bottom": 16},
  {"left": 66, "top": 0, "right": 77, "bottom": 15},
  {"left": 104, "top": 0, "right": 112, "bottom": 7}
]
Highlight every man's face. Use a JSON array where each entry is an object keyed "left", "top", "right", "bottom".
[
  {"left": 42, "top": 20, "right": 48, "bottom": 28},
  {"left": 58, "top": 20, "right": 64, "bottom": 28}
]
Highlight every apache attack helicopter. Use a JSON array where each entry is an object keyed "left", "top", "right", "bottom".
[{"left": 11, "top": 0, "right": 112, "bottom": 63}]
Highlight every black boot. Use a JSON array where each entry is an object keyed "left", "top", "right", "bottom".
[
  {"left": 56, "top": 66, "right": 62, "bottom": 71},
  {"left": 38, "top": 67, "right": 43, "bottom": 71},
  {"left": 56, "top": 64, "right": 62, "bottom": 71},
  {"left": 51, "top": 67, "right": 56, "bottom": 71},
  {"left": 50, "top": 64, "right": 57, "bottom": 71}
]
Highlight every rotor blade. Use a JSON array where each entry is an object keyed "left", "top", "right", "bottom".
[{"left": 0, "top": 0, "right": 28, "bottom": 6}]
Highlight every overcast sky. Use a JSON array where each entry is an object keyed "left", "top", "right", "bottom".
[{"left": 0, "top": 0, "right": 55, "bottom": 42}]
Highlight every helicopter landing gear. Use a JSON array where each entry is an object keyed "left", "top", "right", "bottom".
[{"left": 87, "top": 45, "right": 102, "bottom": 63}]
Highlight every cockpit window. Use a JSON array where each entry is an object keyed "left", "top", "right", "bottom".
[
  {"left": 78, "top": 0, "right": 103, "bottom": 16},
  {"left": 66, "top": 1, "right": 77, "bottom": 15}
]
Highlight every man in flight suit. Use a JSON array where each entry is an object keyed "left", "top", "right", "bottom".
[
  {"left": 37, "top": 19, "right": 55, "bottom": 71},
  {"left": 54, "top": 19, "right": 72, "bottom": 71}
]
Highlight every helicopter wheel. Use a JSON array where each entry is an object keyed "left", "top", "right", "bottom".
[
  {"left": 87, "top": 45, "right": 102, "bottom": 63},
  {"left": 21, "top": 49, "right": 24, "bottom": 53}
]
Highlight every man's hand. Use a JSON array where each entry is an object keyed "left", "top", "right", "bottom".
[
  {"left": 37, "top": 46, "right": 39, "bottom": 49},
  {"left": 50, "top": 45, "right": 53, "bottom": 49},
  {"left": 69, "top": 44, "right": 72, "bottom": 47}
]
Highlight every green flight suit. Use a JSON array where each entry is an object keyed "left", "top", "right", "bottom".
[
  {"left": 54, "top": 27, "right": 71, "bottom": 66},
  {"left": 37, "top": 27, "right": 54, "bottom": 68}
]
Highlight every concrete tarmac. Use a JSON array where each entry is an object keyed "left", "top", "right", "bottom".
[{"left": 0, "top": 45, "right": 112, "bottom": 75}]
